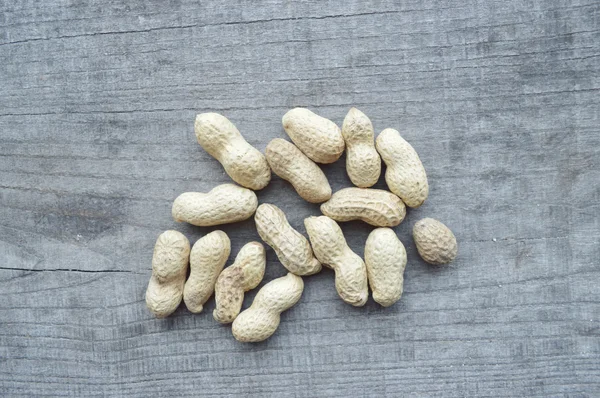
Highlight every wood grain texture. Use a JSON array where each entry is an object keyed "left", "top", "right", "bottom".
[{"left": 1, "top": 0, "right": 599, "bottom": 396}]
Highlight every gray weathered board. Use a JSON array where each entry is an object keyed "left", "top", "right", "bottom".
[{"left": 1, "top": 0, "right": 599, "bottom": 397}]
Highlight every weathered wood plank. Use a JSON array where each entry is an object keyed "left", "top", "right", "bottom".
[{"left": 1, "top": 0, "right": 599, "bottom": 396}]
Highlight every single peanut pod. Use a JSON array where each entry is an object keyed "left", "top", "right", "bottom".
[
  {"left": 213, "top": 242, "right": 266, "bottom": 323},
  {"left": 320, "top": 187, "right": 406, "bottom": 227},
  {"left": 146, "top": 231, "right": 190, "bottom": 318},
  {"left": 376, "top": 128, "right": 428, "bottom": 208},
  {"left": 172, "top": 184, "right": 258, "bottom": 226},
  {"left": 342, "top": 108, "right": 381, "bottom": 187},
  {"left": 232, "top": 273, "right": 304, "bottom": 342},
  {"left": 183, "top": 231, "right": 231, "bottom": 313},
  {"left": 255, "top": 203, "right": 321, "bottom": 276},
  {"left": 364, "top": 228, "right": 407, "bottom": 307},
  {"left": 413, "top": 218, "right": 457, "bottom": 265},
  {"left": 304, "top": 216, "right": 368, "bottom": 306},
  {"left": 194, "top": 113, "right": 271, "bottom": 190},
  {"left": 282, "top": 108, "right": 345, "bottom": 164},
  {"left": 265, "top": 138, "right": 332, "bottom": 203}
]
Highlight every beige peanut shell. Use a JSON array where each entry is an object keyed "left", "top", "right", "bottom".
[
  {"left": 304, "top": 216, "right": 368, "bottom": 307},
  {"left": 342, "top": 108, "right": 381, "bottom": 187},
  {"left": 213, "top": 241, "right": 266, "bottom": 323},
  {"left": 172, "top": 184, "right": 258, "bottom": 227},
  {"left": 146, "top": 230, "right": 190, "bottom": 318},
  {"left": 282, "top": 108, "right": 345, "bottom": 164},
  {"left": 320, "top": 187, "right": 406, "bottom": 227},
  {"left": 183, "top": 230, "right": 231, "bottom": 313},
  {"left": 265, "top": 138, "right": 332, "bottom": 203},
  {"left": 364, "top": 228, "right": 407, "bottom": 307},
  {"left": 232, "top": 273, "right": 304, "bottom": 342},
  {"left": 255, "top": 203, "right": 321, "bottom": 276},
  {"left": 194, "top": 113, "right": 271, "bottom": 190},
  {"left": 413, "top": 218, "right": 458, "bottom": 265},
  {"left": 376, "top": 128, "right": 428, "bottom": 208}
]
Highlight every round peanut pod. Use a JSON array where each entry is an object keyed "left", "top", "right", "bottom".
[
  {"left": 172, "top": 184, "right": 258, "bottom": 227},
  {"left": 364, "top": 228, "right": 407, "bottom": 307},
  {"left": 320, "top": 187, "right": 406, "bottom": 227},
  {"left": 376, "top": 128, "right": 428, "bottom": 208},
  {"left": 265, "top": 138, "right": 332, "bottom": 203},
  {"left": 413, "top": 218, "right": 458, "bottom": 265},
  {"left": 213, "top": 242, "right": 266, "bottom": 324},
  {"left": 342, "top": 107, "right": 381, "bottom": 187},
  {"left": 255, "top": 203, "right": 321, "bottom": 276},
  {"left": 195, "top": 113, "right": 271, "bottom": 190},
  {"left": 282, "top": 108, "right": 345, "bottom": 164},
  {"left": 232, "top": 273, "right": 304, "bottom": 342},
  {"left": 146, "top": 230, "right": 190, "bottom": 318},
  {"left": 183, "top": 231, "right": 231, "bottom": 313},
  {"left": 304, "top": 216, "right": 368, "bottom": 307}
]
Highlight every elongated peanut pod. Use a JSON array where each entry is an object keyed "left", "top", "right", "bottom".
[
  {"left": 304, "top": 216, "right": 368, "bottom": 306},
  {"left": 320, "top": 187, "right": 406, "bottom": 227},
  {"left": 183, "top": 231, "right": 231, "bottom": 313},
  {"left": 413, "top": 218, "right": 457, "bottom": 265},
  {"left": 213, "top": 242, "right": 266, "bottom": 323},
  {"left": 255, "top": 203, "right": 321, "bottom": 276},
  {"left": 364, "top": 228, "right": 407, "bottom": 307},
  {"left": 232, "top": 273, "right": 304, "bottom": 342},
  {"left": 194, "top": 113, "right": 271, "bottom": 190},
  {"left": 376, "top": 128, "right": 428, "bottom": 208},
  {"left": 265, "top": 138, "right": 332, "bottom": 203},
  {"left": 172, "top": 184, "right": 258, "bottom": 227},
  {"left": 146, "top": 231, "right": 190, "bottom": 318},
  {"left": 282, "top": 108, "right": 345, "bottom": 164},
  {"left": 342, "top": 108, "right": 381, "bottom": 187}
]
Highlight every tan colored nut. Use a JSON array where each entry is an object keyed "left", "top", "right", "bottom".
[
  {"left": 146, "top": 231, "right": 190, "bottom": 318},
  {"left": 304, "top": 216, "right": 368, "bottom": 306},
  {"left": 232, "top": 273, "right": 304, "bottom": 342},
  {"left": 172, "top": 184, "right": 258, "bottom": 227},
  {"left": 255, "top": 203, "right": 321, "bottom": 276},
  {"left": 195, "top": 113, "right": 271, "bottom": 190},
  {"left": 376, "top": 128, "right": 428, "bottom": 208},
  {"left": 320, "top": 187, "right": 406, "bottom": 227},
  {"left": 413, "top": 218, "right": 457, "bottom": 265},
  {"left": 183, "top": 231, "right": 231, "bottom": 313},
  {"left": 342, "top": 108, "right": 381, "bottom": 187},
  {"left": 265, "top": 138, "right": 332, "bottom": 203},
  {"left": 364, "top": 228, "right": 407, "bottom": 307},
  {"left": 213, "top": 242, "right": 266, "bottom": 323},
  {"left": 282, "top": 108, "right": 345, "bottom": 164}
]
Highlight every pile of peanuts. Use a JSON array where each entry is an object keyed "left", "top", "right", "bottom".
[{"left": 145, "top": 108, "right": 458, "bottom": 342}]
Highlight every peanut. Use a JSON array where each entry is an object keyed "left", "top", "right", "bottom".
[
  {"left": 183, "top": 230, "right": 231, "bottom": 313},
  {"left": 413, "top": 218, "right": 457, "bottom": 265},
  {"left": 255, "top": 203, "right": 321, "bottom": 276},
  {"left": 265, "top": 138, "right": 332, "bottom": 203},
  {"left": 320, "top": 187, "right": 406, "bottom": 227},
  {"left": 195, "top": 113, "right": 271, "bottom": 190},
  {"left": 304, "top": 216, "right": 368, "bottom": 306},
  {"left": 282, "top": 108, "right": 345, "bottom": 164},
  {"left": 145, "top": 231, "right": 190, "bottom": 318},
  {"left": 376, "top": 128, "right": 428, "bottom": 208},
  {"left": 172, "top": 184, "right": 258, "bottom": 226},
  {"left": 232, "top": 273, "right": 304, "bottom": 342},
  {"left": 364, "top": 228, "right": 407, "bottom": 307},
  {"left": 341, "top": 107, "right": 381, "bottom": 187},
  {"left": 213, "top": 242, "right": 266, "bottom": 323}
]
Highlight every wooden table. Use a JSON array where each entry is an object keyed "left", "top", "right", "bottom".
[{"left": 1, "top": 1, "right": 599, "bottom": 396}]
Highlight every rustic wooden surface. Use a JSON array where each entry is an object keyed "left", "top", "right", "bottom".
[{"left": 1, "top": 1, "right": 599, "bottom": 396}]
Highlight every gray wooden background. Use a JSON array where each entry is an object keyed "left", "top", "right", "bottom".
[{"left": 1, "top": 0, "right": 599, "bottom": 397}]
